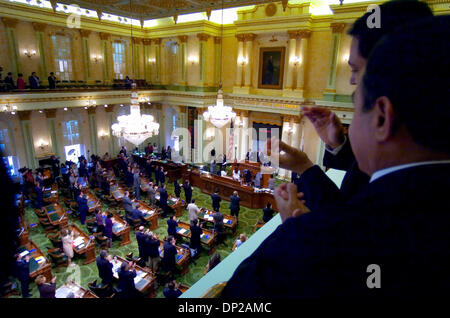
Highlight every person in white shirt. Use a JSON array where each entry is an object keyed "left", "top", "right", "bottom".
[
  {"left": 232, "top": 168, "right": 240, "bottom": 181},
  {"left": 187, "top": 199, "right": 200, "bottom": 225}
]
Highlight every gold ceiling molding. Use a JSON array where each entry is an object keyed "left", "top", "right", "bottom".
[
  {"left": 287, "top": 30, "right": 298, "bottom": 39},
  {"left": 132, "top": 37, "right": 143, "bottom": 44},
  {"left": 243, "top": 33, "right": 257, "bottom": 42},
  {"left": 104, "top": 105, "right": 115, "bottom": 112},
  {"left": 235, "top": 34, "right": 246, "bottom": 42},
  {"left": 265, "top": 3, "right": 277, "bottom": 17},
  {"left": 79, "top": 29, "right": 92, "bottom": 38},
  {"left": 214, "top": 36, "right": 221, "bottom": 44},
  {"left": 99, "top": 32, "right": 111, "bottom": 40},
  {"left": 153, "top": 38, "right": 162, "bottom": 45},
  {"left": 142, "top": 39, "right": 152, "bottom": 45},
  {"left": 1, "top": 17, "right": 19, "bottom": 28},
  {"left": 178, "top": 35, "right": 188, "bottom": 43},
  {"left": 298, "top": 30, "right": 311, "bottom": 39}
]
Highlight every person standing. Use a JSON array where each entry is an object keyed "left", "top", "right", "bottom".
[
  {"left": 118, "top": 261, "right": 137, "bottom": 298},
  {"left": 28, "top": 72, "right": 40, "bottom": 89},
  {"left": 48, "top": 72, "right": 56, "bottom": 89},
  {"left": 173, "top": 180, "right": 181, "bottom": 198},
  {"left": 148, "top": 182, "right": 156, "bottom": 206},
  {"left": 122, "top": 191, "right": 134, "bottom": 217},
  {"left": 36, "top": 275, "right": 56, "bottom": 298},
  {"left": 135, "top": 226, "right": 148, "bottom": 264},
  {"left": 229, "top": 191, "right": 241, "bottom": 223},
  {"left": 167, "top": 215, "right": 178, "bottom": 238},
  {"left": 17, "top": 73, "right": 26, "bottom": 90},
  {"left": 4, "top": 72, "right": 14, "bottom": 90},
  {"left": 61, "top": 228, "right": 74, "bottom": 266},
  {"left": 182, "top": 180, "right": 193, "bottom": 204},
  {"left": 212, "top": 209, "right": 224, "bottom": 241},
  {"left": 262, "top": 202, "right": 275, "bottom": 223},
  {"left": 159, "top": 184, "right": 169, "bottom": 217},
  {"left": 133, "top": 168, "right": 141, "bottom": 200},
  {"left": 15, "top": 254, "right": 31, "bottom": 297},
  {"left": 145, "top": 231, "right": 160, "bottom": 273},
  {"left": 77, "top": 193, "right": 88, "bottom": 225},
  {"left": 161, "top": 236, "right": 177, "bottom": 273},
  {"left": 104, "top": 213, "right": 113, "bottom": 248},
  {"left": 96, "top": 250, "right": 114, "bottom": 286},
  {"left": 211, "top": 189, "right": 221, "bottom": 212},
  {"left": 187, "top": 199, "right": 200, "bottom": 225},
  {"left": 163, "top": 280, "right": 182, "bottom": 299},
  {"left": 190, "top": 219, "right": 202, "bottom": 258}
]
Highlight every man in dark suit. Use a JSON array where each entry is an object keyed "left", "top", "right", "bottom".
[
  {"left": 173, "top": 180, "right": 181, "bottom": 198},
  {"left": 159, "top": 184, "right": 169, "bottom": 217},
  {"left": 161, "top": 236, "right": 177, "bottom": 273},
  {"left": 182, "top": 180, "right": 192, "bottom": 204},
  {"left": 189, "top": 219, "right": 202, "bottom": 257},
  {"left": 135, "top": 226, "right": 148, "bottom": 263},
  {"left": 212, "top": 209, "right": 224, "bottom": 243},
  {"left": 28, "top": 72, "right": 40, "bottom": 89},
  {"left": 163, "top": 280, "right": 182, "bottom": 299},
  {"left": 229, "top": 191, "right": 240, "bottom": 222},
  {"left": 96, "top": 250, "right": 113, "bottom": 285},
  {"left": 118, "top": 261, "right": 137, "bottom": 298},
  {"left": 145, "top": 231, "right": 160, "bottom": 272},
  {"left": 122, "top": 191, "right": 134, "bottom": 216},
  {"left": 133, "top": 168, "right": 141, "bottom": 200},
  {"left": 130, "top": 204, "right": 146, "bottom": 225},
  {"left": 167, "top": 215, "right": 178, "bottom": 238},
  {"left": 48, "top": 72, "right": 56, "bottom": 89},
  {"left": 4, "top": 72, "right": 14, "bottom": 90},
  {"left": 15, "top": 254, "right": 31, "bottom": 297},
  {"left": 274, "top": 0, "right": 433, "bottom": 203},
  {"left": 222, "top": 16, "right": 450, "bottom": 297},
  {"left": 211, "top": 188, "right": 221, "bottom": 212},
  {"left": 78, "top": 193, "right": 89, "bottom": 225},
  {"left": 34, "top": 183, "right": 44, "bottom": 209},
  {"left": 262, "top": 202, "right": 274, "bottom": 223}
]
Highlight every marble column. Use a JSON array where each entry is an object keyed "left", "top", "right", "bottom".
[
  {"left": 235, "top": 35, "right": 245, "bottom": 87},
  {"left": 2, "top": 18, "right": 20, "bottom": 76},
  {"left": 100, "top": 32, "right": 112, "bottom": 84},
  {"left": 195, "top": 109, "right": 205, "bottom": 163},
  {"left": 214, "top": 37, "right": 221, "bottom": 86},
  {"left": 155, "top": 104, "right": 164, "bottom": 147},
  {"left": 178, "top": 36, "right": 188, "bottom": 86},
  {"left": 279, "top": 116, "right": 292, "bottom": 179},
  {"left": 285, "top": 30, "right": 298, "bottom": 90},
  {"left": 132, "top": 38, "right": 142, "bottom": 79},
  {"left": 153, "top": 38, "right": 162, "bottom": 84},
  {"left": 105, "top": 105, "right": 116, "bottom": 155},
  {"left": 143, "top": 39, "right": 152, "bottom": 84},
  {"left": 44, "top": 109, "right": 60, "bottom": 159},
  {"left": 197, "top": 33, "right": 210, "bottom": 86},
  {"left": 295, "top": 30, "right": 311, "bottom": 96},
  {"left": 87, "top": 107, "right": 98, "bottom": 155},
  {"left": 324, "top": 23, "right": 346, "bottom": 101},
  {"left": 18, "top": 111, "right": 37, "bottom": 169},
  {"left": 239, "top": 110, "right": 249, "bottom": 160},
  {"left": 32, "top": 22, "right": 48, "bottom": 84},
  {"left": 244, "top": 34, "right": 256, "bottom": 88},
  {"left": 79, "top": 29, "right": 91, "bottom": 83},
  {"left": 233, "top": 111, "right": 241, "bottom": 160}
]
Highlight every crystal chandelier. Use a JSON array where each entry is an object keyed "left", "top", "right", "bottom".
[
  {"left": 111, "top": 83, "right": 159, "bottom": 146},
  {"left": 203, "top": 0, "right": 236, "bottom": 129},
  {"left": 203, "top": 86, "right": 236, "bottom": 128}
]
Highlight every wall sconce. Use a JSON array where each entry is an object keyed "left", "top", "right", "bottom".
[
  {"left": 1, "top": 104, "right": 17, "bottom": 115},
  {"left": 148, "top": 57, "right": 156, "bottom": 64},
  {"left": 205, "top": 128, "right": 215, "bottom": 140},
  {"left": 237, "top": 56, "right": 248, "bottom": 66},
  {"left": 23, "top": 49, "right": 36, "bottom": 58},
  {"left": 38, "top": 139, "right": 49, "bottom": 150},
  {"left": 188, "top": 56, "right": 198, "bottom": 65},
  {"left": 343, "top": 53, "right": 349, "bottom": 63},
  {"left": 139, "top": 96, "right": 150, "bottom": 104},
  {"left": 291, "top": 56, "right": 301, "bottom": 66},
  {"left": 99, "top": 130, "right": 109, "bottom": 139},
  {"left": 92, "top": 55, "right": 102, "bottom": 63},
  {"left": 84, "top": 99, "right": 96, "bottom": 109}
]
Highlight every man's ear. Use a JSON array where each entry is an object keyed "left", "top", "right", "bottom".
[{"left": 373, "top": 96, "right": 395, "bottom": 142}]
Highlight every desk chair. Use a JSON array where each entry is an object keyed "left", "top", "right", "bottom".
[
  {"left": 88, "top": 279, "right": 114, "bottom": 298},
  {"left": 38, "top": 218, "right": 56, "bottom": 233},
  {"left": 47, "top": 248, "right": 69, "bottom": 272},
  {"left": 253, "top": 220, "right": 265, "bottom": 232},
  {"left": 0, "top": 281, "right": 20, "bottom": 297},
  {"left": 34, "top": 208, "right": 47, "bottom": 218},
  {"left": 125, "top": 252, "right": 142, "bottom": 265},
  {"left": 94, "top": 233, "right": 109, "bottom": 249},
  {"left": 47, "top": 232, "right": 62, "bottom": 249}
]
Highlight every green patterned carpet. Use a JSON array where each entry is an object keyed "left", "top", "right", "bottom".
[{"left": 10, "top": 177, "right": 283, "bottom": 298}]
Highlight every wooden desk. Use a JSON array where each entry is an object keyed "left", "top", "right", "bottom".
[
  {"left": 232, "top": 161, "right": 275, "bottom": 188},
  {"left": 44, "top": 202, "right": 68, "bottom": 229},
  {"left": 132, "top": 155, "right": 188, "bottom": 182},
  {"left": 69, "top": 225, "right": 96, "bottom": 265},
  {"left": 135, "top": 201, "right": 160, "bottom": 230},
  {"left": 179, "top": 284, "right": 190, "bottom": 294},
  {"left": 155, "top": 194, "right": 184, "bottom": 217},
  {"left": 43, "top": 184, "right": 58, "bottom": 204},
  {"left": 55, "top": 280, "right": 98, "bottom": 298},
  {"left": 85, "top": 190, "right": 102, "bottom": 213},
  {"left": 111, "top": 256, "right": 156, "bottom": 298},
  {"left": 17, "top": 241, "right": 52, "bottom": 280},
  {"left": 159, "top": 240, "right": 190, "bottom": 276},
  {"left": 18, "top": 216, "right": 29, "bottom": 246},
  {"left": 189, "top": 169, "right": 278, "bottom": 211},
  {"left": 100, "top": 158, "right": 120, "bottom": 169},
  {"left": 111, "top": 214, "right": 131, "bottom": 246},
  {"left": 198, "top": 209, "right": 237, "bottom": 236},
  {"left": 110, "top": 184, "right": 125, "bottom": 201},
  {"left": 176, "top": 221, "right": 216, "bottom": 255}
]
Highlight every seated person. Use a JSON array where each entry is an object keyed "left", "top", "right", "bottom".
[
  {"left": 203, "top": 253, "right": 221, "bottom": 274},
  {"left": 232, "top": 168, "right": 240, "bottom": 181},
  {"left": 232, "top": 233, "right": 248, "bottom": 251},
  {"left": 35, "top": 275, "right": 57, "bottom": 298},
  {"left": 262, "top": 202, "right": 275, "bottom": 223},
  {"left": 163, "top": 280, "right": 182, "bottom": 299},
  {"left": 130, "top": 204, "right": 146, "bottom": 225}
]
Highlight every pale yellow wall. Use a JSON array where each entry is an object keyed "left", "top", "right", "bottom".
[
  {"left": 335, "top": 27, "right": 353, "bottom": 95},
  {"left": 186, "top": 35, "right": 200, "bottom": 86},
  {"left": 304, "top": 30, "right": 331, "bottom": 99},
  {"left": 0, "top": 23, "right": 13, "bottom": 74},
  {"left": 221, "top": 35, "right": 237, "bottom": 93},
  {"left": 302, "top": 119, "right": 319, "bottom": 163}
]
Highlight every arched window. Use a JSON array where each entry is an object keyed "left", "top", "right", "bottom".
[
  {"left": 62, "top": 120, "right": 80, "bottom": 145},
  {"left": 112, "top": 41, "right": 126, "bottom": 79},
  {"left": 51, "top": 34, "right": 73, "bottom": 81}
]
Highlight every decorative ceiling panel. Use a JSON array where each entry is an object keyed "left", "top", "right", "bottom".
[{"left": 55, "top": 0, "right": 274, "bottom": 20}]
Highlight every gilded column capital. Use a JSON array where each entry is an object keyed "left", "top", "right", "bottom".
[
  {"left": 287, "top": 30, "right": 298, "bottom": 39},
  {"left": 293, "top": 115, "right": 302, "bottom": 124},
  {"left": 105, "top": 105, "right": 115, "bottom": 112},
  {"left": 243, "top": 33, "right": 257, "bottom": 42},
  {"left": 154, "top": 103, "right": 162, "bottom": 110},
  {"left": 79, "top": 29, "right": 91, "bottom": 38},
  {"left": 32, "top": 22, "right": 47, "bottom": 32},
  {"left": 197, "top": 33, "right": 210, "bottom": 42},
  {"left": 234, "top": 109, "right": 241, "bottom": 117},
  {"left": 142, "top": 39, "right": 152, "bottom": 46},
  {"left": 240, "top": 110, "right": 249, "bottom": 118},
  {"left": 18, "top": 111, "right": 32, "bottom": 121},
  {"left": 87, "top": 107, "right": 96, "bottom": 115},
  {"left": 236, "top": 34, "right": 246, "bottom": 42},
  {"left": 153, "top": 38, "right": 162, "bottom": 45},
  {"left": 331, "top": 23, "right": 346, "bottom": 33},
  {"left": 2, "top": 17, "right": 18, "bottom": 28},
  {"left": 44, "top": 109, "right": 57, "bottom": 118},
  {"left": 298, "top": 30, "right": 311, "bottom": 39},
  {"left": 179, "top": 106, "right": 187, "bottom": 114},
  {"left": 132, "top": 37, "right": 143, "bottom": 45},
  {"left": 282, "top": 115, "right": 292, "bottom": 123},
  {"left": 178, "top": 35, "right": 188, "bottom": 43},
  {"left": 99, "top": 32, "right": 111, "bottom": 41},
  {"left": 214, "top": 37, "right": 222, "bottom": 45}
]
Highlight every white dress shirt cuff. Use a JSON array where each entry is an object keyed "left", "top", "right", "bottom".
[{"left": 324, "top": 135, "right": 347, "bottom": 156}]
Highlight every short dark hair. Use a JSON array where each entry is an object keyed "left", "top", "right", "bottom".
[
  {"left": 168, "top": 281, "right": 175, "bottom": 290},
  {"left": 168, "top": 235, "right": 174, "bottom": 242},
  {"left": 192, "top": 219, "right": 198, "bottom": 226},
  {"left": 348, "top": 0, "right": 433, "bottom": 59},
  {"left": 362, "top": 15, "right": 450, "bottom": 153},
  {"left": 192, "top": 199, "right": 195, "bottom": 203}
]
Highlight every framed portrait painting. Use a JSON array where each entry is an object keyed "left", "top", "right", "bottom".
[{"left": 258, "top": 47, "right": 285, "bottom": 89}]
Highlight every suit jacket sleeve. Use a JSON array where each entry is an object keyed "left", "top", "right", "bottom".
[{"left": 322, "top": 137, "right": 356, "bottom": 171}]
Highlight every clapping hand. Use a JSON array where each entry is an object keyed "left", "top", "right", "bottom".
[
  {"left": 274, "top": 183, "right": 308, "bottom": 223},
  {"left": 266, "top": 137, "right": 314, "bottom": 175},
  {"left": 302, "top": 106, "right": 345, "bottom": 149}
]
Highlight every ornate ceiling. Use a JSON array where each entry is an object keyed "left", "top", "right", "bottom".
[{"left": 55, "top": 0, "right": 275, "bottom": 20}]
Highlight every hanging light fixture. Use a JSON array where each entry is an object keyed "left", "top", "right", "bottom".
[
  {"left": 203, "top": 0, "right": 236, "bottom": 129},
  {"left": 111, "top": 0, "right": 159, "bottom": 146}
]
